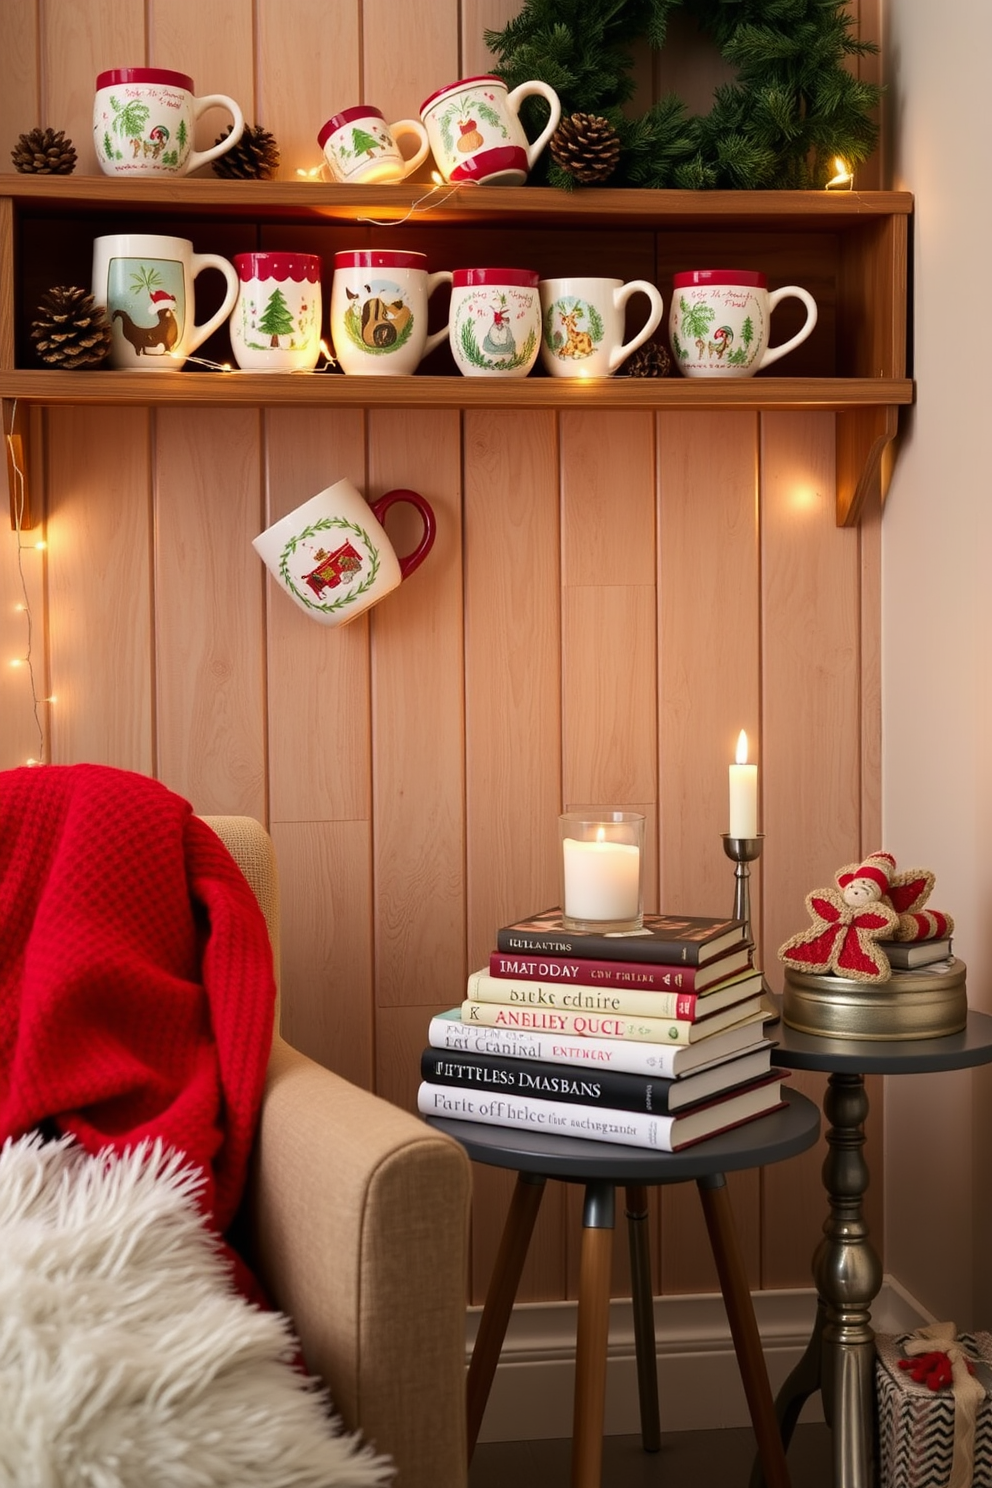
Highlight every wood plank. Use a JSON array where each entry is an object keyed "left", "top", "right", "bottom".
[
  {"left": 147, "top": 0, "right": 255, "bottom": 168},
  {"left": 1, "top": 405, "right": 46, "bottom": 768},
  {"left": 256, "top": 0, "right": 360, "bottom": 180},
  {"left": 153, "top": 406, "right": 265, "bottom": 813},
  {"left": 460, "top": 0, "right": 520, "bottom": 80},
  {"left": 263, "top": 408, "right": 371, "bottom": 824},
  {"left": 362, "top": 0, "right": 459, "bottom": 143},
  {"left": 46, "top": 405, "right": 153, "bottom": 770},
  {"left": 40, "top": 0, "right": 147, "bottom": 177},
  {"left": 271, "top": 818, "right": 374, "bottom": 1088},
  {"left": 0, "top": 0, "right": 38, "bottom": 183}
]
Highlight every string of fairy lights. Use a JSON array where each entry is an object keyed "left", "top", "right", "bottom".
[{"left": 5, "top": 399, "right": 48, "bottom": 765}]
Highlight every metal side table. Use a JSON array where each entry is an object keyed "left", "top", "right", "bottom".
[
  {"left": 760, "top": 1006, "right": 992, "bottom": 1488},
  {"left": 429, "top": 1087, "right": 820, "bottom": 1488}
]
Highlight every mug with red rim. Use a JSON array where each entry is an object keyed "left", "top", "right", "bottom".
[
  {"left": 229, "top": 252, "right": 323, "bottom": 372},
  {"left": 330, "top": 248, "right": 452, "bottom": 376},
  {"left": 318, "top": 106, "right": 431, "bottom": 184},
  {"left": 93, "top": 66, "right": 244, "bottom": 177},
  {"left": 449, "top": 267, "right": 541, "bottom": 377},
  {"left": 668, "top": 268, "right": 818, "bottom": 378},
  {"left": 419, "top": 74, "right": 560, "bottom": 187}
]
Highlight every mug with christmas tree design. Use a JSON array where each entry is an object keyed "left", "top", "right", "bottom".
[
  {"left": 668, "top": 269, "right": 818, "bottom": 378},
  {"left": 93, "top": 67, "right": 244, "bottom": 177},
  {"left": 318, "top": 107, "right": 431, "bottom": 184},
  {"left": 229, "top": 253, "right": 323, "bottom": 372}
]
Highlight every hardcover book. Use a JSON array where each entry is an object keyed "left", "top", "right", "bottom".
[
  {"left": 427, "top": 1007, "right": 768, "bottom": 1078},
  {"left": 459, "top": 994, "right": 763, "bottom": 1045},
  {"left": 488, "top": 943, "right": 753, "bottom": 993},
  {"left": 466, "top": 966, "right": 763, "bottom": 1023},
  {"left": 878, "top": 937, "right": 953, "bottom": 969},
  {"left": 496, "top": 907, "right": 747, "bottom": 966},
  {"left": 418, "top": 1071, "right": 786, "bottom": 1152},
  {"left": 419, "top": 1041, "right": 775, "bottom": 1114}
]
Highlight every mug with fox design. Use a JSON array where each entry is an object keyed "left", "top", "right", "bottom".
[{"left": 330, "top": 249, "right": 452, "bottom": 375}]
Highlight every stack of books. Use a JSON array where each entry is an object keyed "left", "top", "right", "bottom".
[{"left": 418, "top": 907, "right": 785, "bottom": 1153}]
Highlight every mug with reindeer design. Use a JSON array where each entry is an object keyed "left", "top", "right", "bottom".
[
  {"left": 93, "top": 68, "right": 244, "bottom": 177},
  {"left": 539, "top": 276, "right": 665, "bottom": 378},
  {"left": 92, "top": 233, "right": 239, "bottom": 371},
  {"left": 668, "top": 269, "right": 818, "bottom": 378},
  {"left": 330, "top": 249, "right": 452, "bottom": 375}
]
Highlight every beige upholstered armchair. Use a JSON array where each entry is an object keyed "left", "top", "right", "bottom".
[{"left": 204, "top": 818, "right": 472, "bottom": 1488}]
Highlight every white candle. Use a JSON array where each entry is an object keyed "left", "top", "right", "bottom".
[
  {"left": 729, "top": 729, "right": 758, "bottom": 838},
  {"left": 562, "top": 829, "right": 641, "bottom": 922}
]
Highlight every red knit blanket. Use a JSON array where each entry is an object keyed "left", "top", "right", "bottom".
[{"left": 0, "top": 764, "right": 277, "bottom": 1235}]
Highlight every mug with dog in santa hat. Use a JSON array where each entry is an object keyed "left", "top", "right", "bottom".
[{"left": 92, "top": 233, "right": 239, "bottom": 371}]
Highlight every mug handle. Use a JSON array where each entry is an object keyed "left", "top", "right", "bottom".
[
  {"left": 610, "top": 280, "right": 665, "bottom": 373},
  {"left": 187, "top": 254, "right": 240, "bottom": 355},
  {"left": 757, "top": 287, "right": 819, "bottom": 370},
  {"left": 506, "top": 81, "right": 562, "bottom": 170},
  {"left": 185, "top": 95, "right": 246, "bottom": 175},
  {"left": 422, "top": 270, "right": 454, "bottom": 361},
  {"left": 369, "top": 489, "right": 437, "bottom": 579},
  {"left": 391, "top": 119, "right": 432, "bottom": 179}
]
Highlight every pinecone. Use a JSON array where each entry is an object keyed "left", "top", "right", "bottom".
[
  {"left": 623, "top": 339, "right": 673, "bottom": 378},
  {"left": 549, "top": 113, "right": 621, "bottom": 185},
  {"left": 30, "top": 286, "right": 112, "bottom": 369},
  {"left": 11, "top": 126, "right": 76, "bottom": 174},
  {"left": 212, "top": 122, "right": 280, "bottom": 180}
]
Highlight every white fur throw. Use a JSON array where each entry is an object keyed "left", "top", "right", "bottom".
[{"left": 0, "top": 1133, "right": 395, "bottom": 1487}]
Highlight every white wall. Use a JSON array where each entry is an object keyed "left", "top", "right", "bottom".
[{"left": 882, "top": 0, "right": 992, "bottom": 1326}]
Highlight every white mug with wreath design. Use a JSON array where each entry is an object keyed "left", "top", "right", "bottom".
[
  {"left": 539, "top": 276, "right": 665, "bottom": 378},
  {"left": 330, "top": 249, "right": 452, "bottom": 375},
  {"left": 420, "top": 74, "right": 560, "bottom": 186},
  {"left": 449, "top": 268, "right": 541, "bottom": 377},
  {"left": 252, "top": 480, "right": 436, "bottom": 628}
]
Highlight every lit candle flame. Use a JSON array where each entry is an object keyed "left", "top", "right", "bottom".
[
  {"left": 595, "top": 825, "right": 606, "bottom": 843},
  {"left": 736, "top": 729, "right": 749, "bottom": 766}
]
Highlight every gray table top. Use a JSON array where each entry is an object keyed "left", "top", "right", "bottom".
[
  {"left": 769, "top": 1001, "right": 992, "bottom": 1075},
  {"left": 426, "top": 1085, "right": 819, "bottom": 1185}
]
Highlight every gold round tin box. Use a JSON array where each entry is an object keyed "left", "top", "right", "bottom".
[{"left": 783, "top": 959, "right": 967, "bottom": 1040}]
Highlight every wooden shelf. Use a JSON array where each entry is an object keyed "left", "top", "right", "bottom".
[{"left": 1, "top": 176, "right": 914, "bottom": 529}]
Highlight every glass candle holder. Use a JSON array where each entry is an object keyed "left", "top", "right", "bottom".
[{"left": 558, "top": 809, "right": 645, "bottom": 932}]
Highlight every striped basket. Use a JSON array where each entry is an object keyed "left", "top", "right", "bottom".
[{"left": 876, "top": 1332, "right": 992, "bottom": 1488}]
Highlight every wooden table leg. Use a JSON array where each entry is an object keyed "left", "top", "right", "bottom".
[
  {"left": 466, "top": 1171, "right": 547, "bottom": 1458},
  {"left": 572, "top": 1180, "right": 615, "bottom": 1488},
  {"left": 625, "top": 1183, "right": 661, "bottom": 1452},
  {"left": 697, "top": 1173, "right": 792, "bottom": 1488}
]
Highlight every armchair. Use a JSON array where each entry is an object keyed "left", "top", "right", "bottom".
[{"left": 203, "top": 818, "right": 472, "bottom": 1488}]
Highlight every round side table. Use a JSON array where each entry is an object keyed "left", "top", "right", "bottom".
[
  {"left": 429, "top": 1086, "right": 820, "bottom": 1488},
  {"left": 760, "top": 1005, "right": 992, "bottom": 1488}
]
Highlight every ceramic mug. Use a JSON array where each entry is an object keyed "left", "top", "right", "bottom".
[
  {"left": 318, "top": 107, "right": 431, "bottom": 184},
  {"left": 420, "top": 74, "right": 560, "bottom": 186},
  {"left": 230, "top": 253, "right": 322, "bottom": 372},
  {"left": 253, "top": 479, "right": 436, "bottom": 627},
  {"left": 93, "top": 67, "right": 244, "bottom": 178},
  {"left": 449, "top": 268, "right": 541, "bottom": 378},
  {"left": 330, "top": 249, "right": 451, "bottom": 375},
  {"left": 92, "top": 233, "right": 239, "bottom": 371},
  {"left": 669, "top": 269, "right": 818, "bottom": 378},
  {"left": 539, "top": 276, "right": 665, "bottom": 378}
]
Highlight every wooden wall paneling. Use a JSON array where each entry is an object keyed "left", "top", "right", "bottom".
[
  {"left": 366, "top": 410, "right": 465, "bottom": 1037},
  {"left": 2, "top": 404, "right": 47, "bottom": 769},
  {"left": 0, "top": 0, "right": 39, "bottom": 177},
  {"left": 459, "top": 0, "right": 519, "bottom": 80},
  {"left": 256, "top": 0, "right": 361, "bottom": 179},
  {"left": 461, "top": 406, "right": 566, "bottom": 1306},
  {"left": 147, "top": 0, "right": 255, "bottom": 164},
  {"left": 262, "top": 408, "right": 374, "bottom": 1086},
  {"left": 362, "top": 0, "right": 459, "bottom": 141},
  {"left": 655, "top": 409, "right": 763, "bottom": 1294},
  {"left": 271, "top": 818, "right": 374, "bottom": 1089},
  {"left": 759, "top": 410, "right": 862, "bottom": 1287},
  {"left": 152, "top": 407, "right": 266, "bottom": 815},
  {"left": 45, "top": 406, "right": 153, "bottom": 771},
  {"left": 40, "top": 0, "right": 147, "bottom": 177}
]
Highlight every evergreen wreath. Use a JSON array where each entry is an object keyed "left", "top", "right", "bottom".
[{"left": 485, "top": 0, "right": 882, "bottom": 190}]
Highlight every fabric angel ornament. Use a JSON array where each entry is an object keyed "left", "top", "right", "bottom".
[
  {"left": 884, "top": 865, "right": 955, "bottom": 943},
  {"left": 778, "top": 850, "right": 899, "bottom": 982}
]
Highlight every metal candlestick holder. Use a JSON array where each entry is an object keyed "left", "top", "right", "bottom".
[{"left": 721, "top": 833, "right": 778, "bottom": 1024}]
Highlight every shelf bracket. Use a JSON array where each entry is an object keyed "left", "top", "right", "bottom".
[
  {"left": 835, "top": 406, "right": 900, "bottom": 527},
  {"left": 4, "top": 396, "right": 34, "bottom": 531}
]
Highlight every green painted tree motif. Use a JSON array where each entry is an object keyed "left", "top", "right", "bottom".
[
  {"left": 109, "top": 95, "right": 151, "bottom": 139},
  {"left": 130, "top": 264, "right": 165, "bottom": 295},
  {"left": 258, "top": 287, "right": 295, "bottom": 347},
  {"left": 348, "top": 126, "right": 382, "bottom": 159},
  {"left": 726, "top": 315, "right": 756, "bottom": 366},
  {"left": 672, "top": 294, "right": 715, "bottom": 360},
  {"left": 177, "top": 119, "right": 188, "bottom": 153}
]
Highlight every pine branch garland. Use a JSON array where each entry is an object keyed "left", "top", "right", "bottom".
[{"left": 485, "top": 0, "right": 882, "bottom": 190}]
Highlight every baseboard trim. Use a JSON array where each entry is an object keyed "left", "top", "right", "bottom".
[{"left": 469, "top": 1276, "right": 933, "bottom": 1442}]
